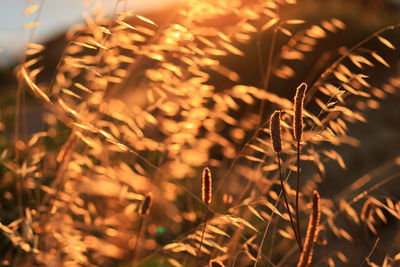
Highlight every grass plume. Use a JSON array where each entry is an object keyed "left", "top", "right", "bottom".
[
  {"left": 297, "top": 190, "right": 321, "bottom": 267},
  {"left": 293, "top": 82, "right": 308, "bottom": 251},
  {"left": 294, "top": 83, "right": 308, "bottom": 142},
  {"left": 197, "top": 167, "right": 212, "bottom": 261},
  {"left": 202, "top": 167, "right": 212, "bottom": 205},
  {"left": 270, "top": 110, "right": 282, "bottom": 153},
  {"left": 139, "top": 193, "right": 153, "bottom": 216}
]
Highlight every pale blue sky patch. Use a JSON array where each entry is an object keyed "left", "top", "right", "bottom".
[{"left": 0, "top": 0, "right": 179, "bottom": 66}]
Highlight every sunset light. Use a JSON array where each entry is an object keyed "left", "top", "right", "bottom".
[{"left": 0, "top": 0, "right": 399, "bottom": 266}]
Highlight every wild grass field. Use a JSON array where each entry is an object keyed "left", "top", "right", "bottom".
[{"left": 0, "top": 0, "right": 400, "bottom": 266}]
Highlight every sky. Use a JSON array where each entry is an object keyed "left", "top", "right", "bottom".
[{"left": 0, "top": 0, "right": 179, "bottom": 67}]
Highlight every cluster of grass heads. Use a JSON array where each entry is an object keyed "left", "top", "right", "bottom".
[{"left": 0, "top": 0, "right": 400, "bottom": 266}]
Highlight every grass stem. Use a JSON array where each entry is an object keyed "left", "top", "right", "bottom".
[
  {"left": 196, "top": 205, "right": 209, "bottom": 258},
  {"left": 132, "top": 216, "right": 144, "bottom": 266},
  {"left": 277, "top": 152, "right": 302, "bottom": 252},
  {"left": 296, "top": 140, "right": 303, "bottom": 251}
]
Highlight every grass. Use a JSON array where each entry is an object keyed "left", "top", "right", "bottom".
[{"left": 0, "top": 0, "right": 400, "bottom": 266}]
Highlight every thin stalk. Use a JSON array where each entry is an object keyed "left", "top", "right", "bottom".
[
  {"left": 295, "top": 140, "right": 303, "bottom": 251},
  {"left": 262, "top": 25, "right": 278, "bottom": 91},
  {"left": 196, "top": 205, "right": 209, "bottom": 260},
  {"left": 277, "top": 152, "right": 301, "bottom": 251},
  {"left": 132, "top": 216, "right": 144, "bottom": 265},
  {"left": 259, "top": 26, "right": 278, "bottom": 126},
  {"left": 232, "top": 251, "right": 245, "bottom": 267},
  {"left": 254, "top": 190, "right": 283, "bottom": 267},
  {"left": 305, "top": 24, "right": 400, "bottom": 104},
  {"left": 236, "top": 152, "right": 269, "bottom": 206}
]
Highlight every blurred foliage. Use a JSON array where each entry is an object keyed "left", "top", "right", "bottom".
[{"left": 0, "top": 0, "right": 399, "bottom": 266}]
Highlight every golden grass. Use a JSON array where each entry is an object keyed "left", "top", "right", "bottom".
[{"left": 0, "top": 0, "right": 399, "bottom": 266}]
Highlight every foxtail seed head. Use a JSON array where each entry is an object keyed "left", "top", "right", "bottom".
[
  {"left": 297, "top": 190, "right": 321, "bottom": 267},
  {"left": 139, "top": 193, "right": 152, "bottom": 216},
  {"left": 202, "top": 167, "right": 212, "bottom": 205},
  {"left": 294, "top": 83, "right": 308, "bottom": 141},
  {"left": 270, "top": 110, "right": 282, "bottom": 153}
]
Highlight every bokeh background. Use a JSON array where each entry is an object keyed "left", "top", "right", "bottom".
[
  {"left": 1, "top": 0, "right": 399, "bottom": 177},
  {"left": 0, "top": 0, "right": 399, "bottom": 266}
]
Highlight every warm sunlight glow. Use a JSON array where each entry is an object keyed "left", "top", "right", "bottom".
[{"left": 0, "top": 0, "right": 399, "bottom": 266}]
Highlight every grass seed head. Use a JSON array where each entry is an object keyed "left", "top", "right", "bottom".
[
  {"left": 297, "top": 190, "right": 321, "bottom": 267},
  {"left": 294, "top": 82, "right": 308, "bottom": 141},
  {"left": 139, "top": 193, "right": 153, "bottom": 216},
  {"left": 202, "top": 167, "right": 212, "bottom": 205},
  {"left": 270, "top": 110, "right": 282, "bottom": 153}
]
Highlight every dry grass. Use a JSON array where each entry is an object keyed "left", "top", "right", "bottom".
[{"left": 0, "top": 0, "right": 400, "bottom": 266}]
